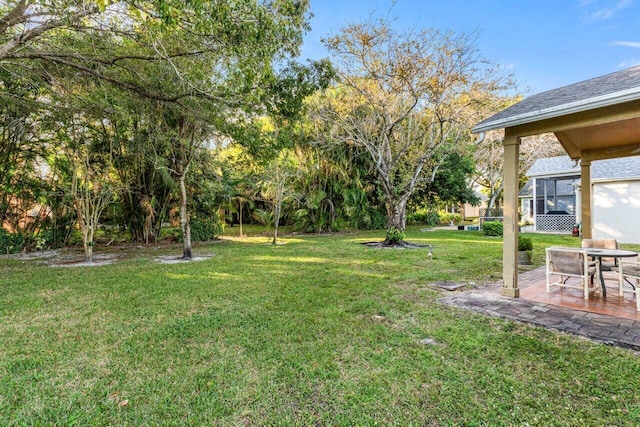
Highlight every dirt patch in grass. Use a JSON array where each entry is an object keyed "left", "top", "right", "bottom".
[
  {"left": 153, "top": 254, "right": 215, "bottom": 264},
  {"left": 8, "top": 249, "right": 62, "bottom": 260},
  {"left": 1, "top": 242, "right": 219, "bottom": 267},
  {"left": 49, "top": 253, "right": 118, "bottom": 268}
]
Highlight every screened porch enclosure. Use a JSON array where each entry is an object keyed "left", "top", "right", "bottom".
[{"left": 529, "top": 176, "right": 578, "bottom": 232}]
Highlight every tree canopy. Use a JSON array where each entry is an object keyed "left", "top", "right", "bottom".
[
  {"left": 311, "top": 19, "right": 513, "bottom": 243},
  {"left": 0, "top": 5, "right": 531, "bottom": 254}
]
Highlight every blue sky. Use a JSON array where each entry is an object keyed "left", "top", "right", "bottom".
[{"left": 300, "top": 0, "right": 640, "bottom": 95}]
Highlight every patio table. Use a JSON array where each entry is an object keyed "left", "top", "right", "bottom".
[{"left": 584, "top": 248, "right": 638, "bottom": 297}]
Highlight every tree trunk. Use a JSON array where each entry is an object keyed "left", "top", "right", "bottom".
[
  {"left": 386, "top": 198, "right": 407, "bottom": 230},
  {"left": 384, "top": 198, "right": 407, "bottom": 245},
  {"left": 238, "top": 200, "right": 244, "bottom": 237},
  {"left": 486, "top": 184, "right": 503, "bottom": 214},
  {"left": 178, "top": 173, "right": 192, "bottom": 260},
  {"left": 73, "top": 192, "right": 94, "bottom": 262},
  {"left": 83, "top": 227, "right": 94, "bottom": 262},
  {"left": 272, "top": 203, "right": 280, "bottom": 245}
]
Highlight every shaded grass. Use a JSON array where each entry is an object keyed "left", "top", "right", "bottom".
[{"left": 1, "top": 228, "right": 639, "bottom": 425}]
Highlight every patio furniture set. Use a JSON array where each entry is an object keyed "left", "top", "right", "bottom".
[{"left": 546, "top": 239, "right": 640, "bottom": 311}]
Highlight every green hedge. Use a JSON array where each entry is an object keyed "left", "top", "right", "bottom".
[
  {"left": 407, "top": 208, "right": 463, "bottom": 226},
  {"left": 482, "top": 221, "right": 503, "bottom": 237}
]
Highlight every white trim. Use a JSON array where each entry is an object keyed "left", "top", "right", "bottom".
[
  {"left": 527, "top": 174, "right": 640, "bottom": 182},
  {"left": 472, "top": 87, "right": 640, "bottom": 133},
  {"left": 592, "top": 176, "right": 640, "bottom": 184},
  {"left": 527, "top": 171, "right": 580, "bottom": 179}
]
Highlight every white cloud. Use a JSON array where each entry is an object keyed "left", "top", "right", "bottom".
[
  {"left": 618, "top": 58, "right": 640, "bottom": 68},
  {"left": 611, "top": 41, "right": 640, "bottom": 48},
  {"left": 582, "top": 0, "right": 634, "bottom": 20}
]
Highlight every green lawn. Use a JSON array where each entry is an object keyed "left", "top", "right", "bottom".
[{"left": 1, "top": 228, "right": 639, "bottom": 425}]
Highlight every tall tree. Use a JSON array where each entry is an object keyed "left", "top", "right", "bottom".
[
  {"left": 3, "top": 0, "right": 316, "bottom": 256},
  {"left": 474, "top": 131, "right": 564, "bottom": 212},
  {"left": 312, "top": 19, "right": 510, "bottom": 243},
  {"left": 0, "top": 1, "right": 311, "bottom": 104},
  {"left": 149, "top": 103, "right": 211, "bottom": 259}
]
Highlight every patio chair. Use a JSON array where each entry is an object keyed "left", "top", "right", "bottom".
[
  {"left": 615, "top": 256, "right": 640, "bottom": 311},
  {"left": 581, "top": 238, "right": 619, "bottom": 271},
  {"left": 546, "top": 247, "right": 600, "bottom": 300}
]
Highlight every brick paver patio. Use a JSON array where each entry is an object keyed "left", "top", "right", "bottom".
[{"left": 439, "top": 267, "right": 640, "bottom": 351}]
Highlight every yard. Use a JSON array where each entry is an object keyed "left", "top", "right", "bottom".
[{"left": 1, "top": 228, "right": 639, "bottom": 425}]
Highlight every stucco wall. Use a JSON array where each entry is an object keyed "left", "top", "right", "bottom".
[{"left": 593, "top": 179, "right": 640, "bottom": 244}]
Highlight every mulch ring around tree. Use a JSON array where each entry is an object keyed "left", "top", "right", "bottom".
[
  {"left": 360, "top": 241, "right": 428, "bottom": 249},
  {"left": 152, "top": 254, "right": 215, "bottom": 264}
]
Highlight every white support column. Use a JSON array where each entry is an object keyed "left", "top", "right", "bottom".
[
  {"left": 581, "top": 159, "right": 592, "bottom": 239},
  {"left": 502, "top": 136, "right": 521, "bottom": 298},
  {"left": 573, "top": 182, "right": 582, "bottom": 225},
  {"left": 532, "top": 177, "right": 537, "bottom": 231}
]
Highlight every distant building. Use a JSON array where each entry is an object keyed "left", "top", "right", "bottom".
[
  {"left": 462, "top": 188, "right": 487, "bottom": 220},
  {"left": 520, "top": 155, "right": 640, "bottom": 243}
]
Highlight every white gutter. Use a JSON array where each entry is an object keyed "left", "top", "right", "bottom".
[{"left": 472, "top": 86, "right": 640, "bottom": 133}]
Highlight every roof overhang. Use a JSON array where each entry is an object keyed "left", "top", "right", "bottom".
[
  {"left": 472, "top": 87, "right": 640, "bottom": 134},
  {"left": 475, "top": 98, "right": 640, "bottom": 161},
  {"left": 473, "top": 66, "right": 640, "bottom": 162}
]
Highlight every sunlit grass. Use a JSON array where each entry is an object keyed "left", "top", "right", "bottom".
[{"left": 0, "top": 228, "right": 639, "bottom": 425}]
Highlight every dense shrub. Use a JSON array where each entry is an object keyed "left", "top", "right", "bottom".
[
  {"left": 407, "top": 208, "right": 439, "bottom": 227},
  {"left": 438, "top": 212, "right": 463, "bottom": 225},
  {"left": 189, "top": 215, "right": 225, "bottom": 241},
  {"left": 482, "top": 221, "right": 503, "bottom": 237},
  {"left": 357, "top": 209, "right": 387, "bottom": 230},
  {"left": 0, "top": 229, "right": 25, "bottom": 254},
  {"left": 518, "top": 235, "right": 533, "bottom": 251},
  {"left": 385, "top": 227, "right": 405, "bottom": 244}
]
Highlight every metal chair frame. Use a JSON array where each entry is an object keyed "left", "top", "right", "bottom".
[{"left": 546, "top": 247, "right": 600, "bottom": 300}]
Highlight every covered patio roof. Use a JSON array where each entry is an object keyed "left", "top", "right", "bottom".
[
  {"left": 475, "top": 65, "right": 640, "bottom": 159},
  {"left": 472, "top": 65, "right": 640, "bottom": 298}
]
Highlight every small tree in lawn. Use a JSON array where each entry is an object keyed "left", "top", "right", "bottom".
[
  {"left": 151, "top": 104, "right": 210, "bottom": 260},
  {"left": 261, "top": 152, "right": 297, "bottom": 245},
  {"left": 70, "top": 161, "right": 113, "bottom": 262},
  {"left": 313, "top": 19, "right": 510, "bottom": 244},
  {"left": 60, "top": 119, "right": 114, "bottom": 262}
]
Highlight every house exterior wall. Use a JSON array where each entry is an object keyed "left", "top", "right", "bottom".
[
  {"left": 462, "top": 203, "right": 480, "bottom": 219},
  {"left": 593, "top": 179, "right": 640, "bottom": 243}
]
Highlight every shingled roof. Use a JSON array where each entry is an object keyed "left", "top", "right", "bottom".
[
  {"left": 525, "top": 155, "right": 640, "bottom": 180},
  {"left": 519, "top": 155, "right": 640, "bottom": 197},
  {"left": 473, "top": 66, "right": 640, "bottom": 133}
]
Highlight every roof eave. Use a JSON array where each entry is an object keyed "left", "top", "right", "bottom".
[
  {"left": 472, "top": 87, "right": 640, "bottom": 134},
  {"left": 526, "top": 171, "right": 580, "bottom": 178}
]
